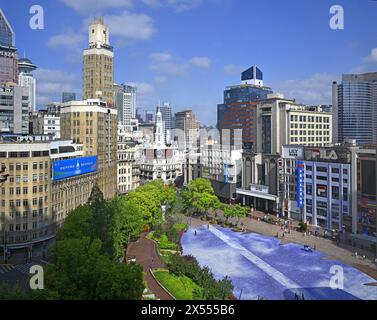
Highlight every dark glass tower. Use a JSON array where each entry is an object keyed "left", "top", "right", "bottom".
[
  {"left": 0, "top": 9, "right": 18, "bottom": 84},
  {"left": 217, "top": 66, "right": 273, "bottom": 150},
  {"left": 333, "top": 72, "right": 377, "bottom": 146}
]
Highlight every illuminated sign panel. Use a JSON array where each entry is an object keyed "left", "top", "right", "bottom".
[
  {"left": 297, "top": 161, "right": 304, "bottom": 208},
  {"left": 52, "top": 156, "right": 97, "bottom": 181}
]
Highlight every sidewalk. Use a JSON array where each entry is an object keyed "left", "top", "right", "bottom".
[{"left": 127, "top": 233, "right": 173, "bottom": 300}]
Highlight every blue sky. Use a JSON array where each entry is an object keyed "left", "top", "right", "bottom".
[{"left": 2, "top": 0, "right": 377, "bottom": 125}]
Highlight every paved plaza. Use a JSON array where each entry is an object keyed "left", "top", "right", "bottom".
[{"left": 181, "top": 225, "right": 377, "bottom": 300}]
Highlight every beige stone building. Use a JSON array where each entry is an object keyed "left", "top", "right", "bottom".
[
  {"left": 0, "top": 135, "right": 88, "bottom": 252},
  {"left": 83, "top": 17, "right": 114, "bottom": 108},
  {"left": 174, "top": 109, "right": 200, "bottom": 149},
  {"left": 60, "top": 99, "right": 118, "bottom": 199}
]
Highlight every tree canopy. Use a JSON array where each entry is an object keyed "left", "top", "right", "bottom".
[{"left": 182, "top": 178, "right": 221, "bottom": 216}]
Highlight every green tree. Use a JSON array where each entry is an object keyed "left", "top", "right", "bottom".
[
  {"left": 88, "top": 184, "right": 113, "bottom": 254},
  {"left": 0, "top": 282, "right": 29, "bottom": 300},
  {"left": 126, "top": 190, "right": 162, "bottom": 226},
  {"left": 182, "top": 179, "right": 220, "bottom": 216},
  {"left": 110, "top": 197, "right": 144, "bottom": 261},
  {"left": 44, "top": 237, "right": 144, "bottom": 299},
  {"left": 56, "top": 205, "right": 92, "bottom": 241}
]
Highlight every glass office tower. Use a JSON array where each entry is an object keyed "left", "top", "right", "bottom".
[
  {"left": 217, "top": 66, "right": 273, "bottom": 150},
  {"left": 333, "top": 72, "right": 377, "bottom": 146}
]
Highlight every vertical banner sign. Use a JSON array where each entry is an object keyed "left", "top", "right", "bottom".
[
  {"left": 224, "top": 164, "right": 229, "bottom": 183},
  {"left": 297, "top": 161, "right": 304, "bottom": 208}
]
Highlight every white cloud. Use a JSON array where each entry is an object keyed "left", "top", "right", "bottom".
[
  {"left": 142, "top": 0, "right": 203, "bottom": 12},
  {"left": 190, "top": 57, "right": 211, "bottom": 69},
  {"left": 127, "top": 82, "right": 155, "bottom": 94},
  {"left": 273, "top": 73, "right": 339, "bottom": 105},
  {"left": 60, "top": 0, "right": 133, "bottom": 13},
  {"left": 150, "top": 52, "right": 173, "bottom": 62},
  {"left": 47, "top": 29, "right": 85, "bottom": 64},
  {"left": 35, "top": 69, "right": 81, "bottom": 106},
  {"left": 364, "top": 48, "right": 377, "bottom": 64},
  {"left": 150, "top": 61, "right": 189, "bottom": 76},
  {"left": 126, "top": 82, "right": 156, "bottom": 108},
  {"left": 154, "top": 76, "right": 168, "bottom": 83},
  {"left": 48, "top": 30, "right": 85, "bottom": 49},
  {"left": 223, "top": 64, "right": 243, "bottom": 75},
  {"left": 104, "top": 11, "right": 156, "bottom": 40}
]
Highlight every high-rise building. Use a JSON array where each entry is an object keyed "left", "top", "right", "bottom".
[
  {"left": 145, "top": 111, "right": 154, "bottom": 124},
  {"left": 136, "top": 108, "right": 144, "bottom": 124},
  {"left": 60, "top": 99, "right": 118, "bottom": 199},
  {"left": 351, "top": 147, "right": 376, "bottom": 238},
  {"left": 0, "top": 84, "right": 29, "bottom": 134},
  {"left": 83, "top": 17, "right": 114, "bottom": 108},
  {"left": 333, "top": 72, "right": 377, "bottom": 146},
  {"left": 0, "top": 9, "right": 18, "bottom": 85},
  {"left": 62, "top": 92, "right": 76, "bottom": 103},
  {"left": 217, "top": 66, "right": 273, "bottom": 150},
  {"left": 281, "top": 144, "right": 352, "bottom": 230},
  {"left": 157, "top": 102, "right": 173, "bottom": 144},
  {"left": 114, "top": 84, "right": 136, "bottom": 126},
  {"left": 0, "top": 135, "right": 94, "bottom": 253},
  {"left": 117, "top": 125, "right": 140, "bottom": 194},
  {"left": 256, "top": 94, "right": 333, "bottom": 154},
  {"left": 18, "top": 55, "right": 37, "bottom": 112},
  {"left": 174, "top": 109, "right": 200, "bottom": 148}
]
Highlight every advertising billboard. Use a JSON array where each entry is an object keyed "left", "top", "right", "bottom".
[
  {"left": 282, "top": 146, "right": 304, "bottom": 159},
  {"left": 52, "top": 156, "right": 97, "bottom": 181},
  {"left": 297, "top": 161, "right": 304, "bottom": 208},
  {"left": 224, "top": 164, "right": 230, "bottom": 183}
]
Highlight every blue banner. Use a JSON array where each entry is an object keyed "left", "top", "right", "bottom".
[
  {"left": 52, "top": 156, "right": 97, "bottom": 181},
  {"left": 224, "top": 164, "right": 230, "bottom": 183},
  {"left": 297, "top": 161, "right": 304, "bottom": 208}
]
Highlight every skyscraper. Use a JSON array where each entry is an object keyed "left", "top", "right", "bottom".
[
  {"left": 333, "top": 72, "right": 377, "bottom": 146},
  {"left": 114, "top": 83, "right": 136, "bottom": 126},
  {"left": 83, "top": 17, "right": 114, "bottom": 107},
  {"left": 174, "top": 109, "right": 200, "bottom": 148},
  {"left": 0, "top": 9, "right": 18, "bottom": 85},
  {"left": 217, "top": 66, "right": 273, "bottom": 150},
  {"left": 18, "top": 55, "right": 37, "bottom": 112},
  {"left": 157, "top": 102, "right": 173, "bottom": 143},
  {"left": 60, "top": 99, "right": 118, "bottom": 199},
  {"left": 0, "top": 84, "right": 29, "bottom": 134}
]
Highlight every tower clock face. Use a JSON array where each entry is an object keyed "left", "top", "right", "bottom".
[{"left": 156, "top": 149, "right": 163, "bottom": 159}]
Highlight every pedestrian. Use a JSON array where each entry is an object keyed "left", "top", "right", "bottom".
[
  {"left": 194, "top": 230, "right": 197, "bottom": 236},
  {"left": 302, "top": 293, "right": 305, "bottom": 300}
]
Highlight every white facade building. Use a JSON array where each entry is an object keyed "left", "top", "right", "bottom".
[
  {"left": 114, "top": 84, "right": 136, "bottom": 126},
  {"left": 139, "top": 109, "right": 185, "bottom": 184},
  {"left": 18, "top": 56, "right": 37, "bottom": 113},
  {"left": 117, "top": 124, "right": 141, "bottom": 194},
  {"left": 256, "top": 95, "right": 333, "bottom": 154}
]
